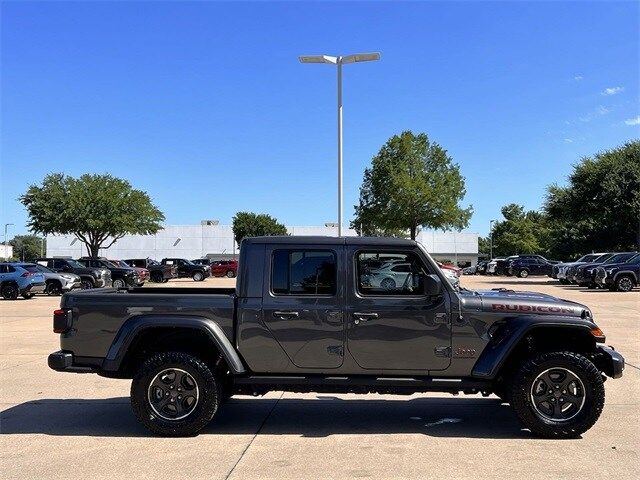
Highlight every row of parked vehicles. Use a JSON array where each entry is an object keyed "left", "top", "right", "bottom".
[
  {"left": 468, "top": 251, "right": 640, "bottom": 292},
  {"left": 0, "top": 256, "right": 239, "bottom": 300}
]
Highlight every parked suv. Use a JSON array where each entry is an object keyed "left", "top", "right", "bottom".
[
  {"left": 211, "top": 260, "right": 238, "bottom": 278},
  {"left": 553, "top": 253, "right": 605, "bottom": 284},
  {"left": 124, "top": 258, "right": 177, "bottom": 283},
  {"left": 77, "top": 257, "right": 140, "bottom": 288},
  {"left": 0, "top": 263, "right": 46, "bottom": 299},
  {"left": 36, "top": 257, "right": 110, "bottom": 289},
  {"left": 508, "top": 257, "right": 555, "bottom": 278},
  {"left": 109, "top": 260, "right": 149, "bottom": 285},
  {"left": 595, "top": 253, "right": 640, "bottom": 292},
  {"left": 161, "top": 258, "right": 210, "bottom": 281},
  {"left": 574, "top": 252, "right": 638, "bottom": 288},
  {"left": 20, "top": 263, "right": 81, "bottom": 295}
]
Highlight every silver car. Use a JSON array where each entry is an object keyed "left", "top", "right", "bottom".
[{"left": 19, "top": 263, "right": 81, "bottom": 295}]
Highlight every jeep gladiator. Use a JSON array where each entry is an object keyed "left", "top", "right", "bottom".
[{"left": 48, "top": 236, "right": 624, "bottom": 437}]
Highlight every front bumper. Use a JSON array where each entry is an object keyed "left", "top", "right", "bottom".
[
  {"left": 48, "top": 351, "right": 97, "bottom": 373},
  {"left": 595, "top": 345, "right": 625, "bottom": 379},
  {"left": 62, "top": 281, "right": 82, "bottom": 292}
]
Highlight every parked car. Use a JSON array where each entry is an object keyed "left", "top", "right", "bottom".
[
  {"left": 462, "top": 265, "right": 477, "bottom": 275},
  {"left": 19, "top": 263, "right": 81, "bottom": 295},
  {"left": 437, "top": 262, "right": 461, "bottom": 277},
  {"left": 565, "top": 253, "right": 615, "bottom": 284},
  {"left": 595, "top": 253, "right": 640, "bottom": 292},
  {"left": 49, "top": 235, "right": 624, "bottom": 438},
  {"left": 492, "top": 256, "right": 517, "bottom": 275},
  {"left": 77, "top": 257, "right": 140, "bottom": 288},
  {"left": 124, "top": 258, "right": 177, "bottom": 283},
  {"left": 36, "top": 257, "right": 110, "bottom": 289},
  {"left": 210, "top": 260, "right": 238, "bottom": 278},
  {"left": 0, "top": 263, "right": 46, "bottom": 299},
  {"left": 475, "top": 260, "right": 489, "bottom": 275},
  {"left": 109, "top": 260, "right": 149, "bottom": 286},
  {"left": 574, "top": 252, "right": 638, "bottom": 288},
  {"left": 507, "top": 257, "right": 555, "bottom": 278},
  {"left": 161, "top": 258, "right": 211, "bottom": 281},
  {"left": 553, "top": 253, "right": 606, "bottom": 284}
]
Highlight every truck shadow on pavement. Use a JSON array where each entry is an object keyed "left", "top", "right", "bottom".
[{"left": 1, "top": 396, "right": 534, "bottom": 439}]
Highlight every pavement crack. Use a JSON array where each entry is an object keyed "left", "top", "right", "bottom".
[{"left": 224, "top": 392, "right": 283, "bottom": 480}]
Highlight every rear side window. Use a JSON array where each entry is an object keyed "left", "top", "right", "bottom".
[
  {"left": 23, "top": 265, "right": 39, "bottom": 273},
  {"left": 0, "top": 265, "right": 16, "bottom": 273},
  {"left": 271, "top": 250, "right": 337, "bottom": 295}
]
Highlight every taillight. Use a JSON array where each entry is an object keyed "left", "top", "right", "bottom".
[{"left": 53, "top": 308, "right": 73, "bottom": 333}]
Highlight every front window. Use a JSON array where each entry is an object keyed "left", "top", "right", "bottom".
[
  {"left": 271, "top": 249, "right": 337, "bottom": 295},
  {"left": 357, "top": 251, "right": 426, "bottom": 296}
]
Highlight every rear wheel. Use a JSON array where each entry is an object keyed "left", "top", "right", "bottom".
[
  {"left": 509, "top": 351, "right": 604, "bottom": 438},
  {"left": 112, "top": 278, "right": 126, "bottom": 289},
  {"left": 615, "top": 275, "right": 635, "bottom": 292},
  {"left": 1, "top": 284, "right": 19, "bottom": 300},
  {"left": 226, "top": 270, "right": 235, "bottom": 278},
  {"left": 130, "top": 351, "right": 221, "bottom": 436},
  {"left": 519, "top": 269, "right": 529, "bottom": 278},
  {"left": 80, "top": 279, "right": 94, "bottom": 290}
]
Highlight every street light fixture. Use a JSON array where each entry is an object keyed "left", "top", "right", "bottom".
[
  {"left": 299, "top": 52, "right": 381, "bottom": 237},
  {"left": 3, "top": 223, "right": 14, "bottom": 261},
  {"left": 489, "top": 219, "right": 497, "bottom": 260}
]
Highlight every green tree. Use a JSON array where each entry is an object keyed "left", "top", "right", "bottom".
[
  {"left": 9, "top": 235, "right": 46, "bottom": 261},
  {"left": 351, "top": 131, "right": 472, "bottom": 239},
  {"left": 544, "top": 141, "right": 640, "bottom": 256},
  {"left": 232, "top": 212, "right": 288, "bottom": 247},
  {"left": 491, "top": 204, "right": 549, "bottom": 257},
  {"left": 478, "top": 236, "right": 491, "bottom": 257},
  {"left": 20, "top": 173, "right": 165, "bottom": 257}
]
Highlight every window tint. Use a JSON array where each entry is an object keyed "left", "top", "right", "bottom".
[
  {"left": 0, "top": 265, "right": 16, "bottom": 273},
  {"left": 357, "top": 251, "right": 427, "bottom": 296},
  {"left": 23, "top": 265, "right": 40, "bottom": 273},
  {"left": 271, "top": 250, "right": 336, "bottom": 295}
]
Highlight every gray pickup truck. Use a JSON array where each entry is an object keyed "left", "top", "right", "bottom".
[{"left": 48, "top": 236, "right": 624, "bottom": 437}]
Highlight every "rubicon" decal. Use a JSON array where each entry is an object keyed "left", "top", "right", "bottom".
[{"left": 491, "top": 304, "right": 575, "bottom": 314}]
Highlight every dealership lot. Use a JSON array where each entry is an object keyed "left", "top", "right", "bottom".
[{"left": 1, "top": 276, "right": 638, "bottom": 479}]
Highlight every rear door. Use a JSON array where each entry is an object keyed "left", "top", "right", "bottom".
[
  {"left": 261, "top": 244, "right": 344, "bottom": 369},
  {"left": 346, "top": 246, "right": 452, "bottom": 371}
]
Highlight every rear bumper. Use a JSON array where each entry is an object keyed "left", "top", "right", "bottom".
[
  {"left": 48, "top": 351, "right": 97, "bottom": 373},
  {"left": 596, "top": 345, "right": 625, "bottom": 379}
]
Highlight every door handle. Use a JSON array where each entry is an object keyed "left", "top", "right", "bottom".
[
  {"left": 353, "top": 312, "right": 378, "bottom": 325},
  {"left": 273, "top": 311, "right": 299, "bottom": 318}
]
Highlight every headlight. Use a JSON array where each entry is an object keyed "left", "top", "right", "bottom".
[{"left": 606, "top": 269, "right": 615, "bottom": 274}]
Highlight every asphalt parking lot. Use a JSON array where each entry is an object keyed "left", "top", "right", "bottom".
[{"left": 1, "top": 276, "right": 638, "bottom": 479}]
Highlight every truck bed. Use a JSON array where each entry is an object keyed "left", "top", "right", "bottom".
[{"left": 60, "top": 287, "right": 236, "bottom": 360}]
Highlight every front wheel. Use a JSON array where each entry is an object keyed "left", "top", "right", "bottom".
[
  {"left": 615, "top": 275, "right": 635, "bottom": 292},
  {"left": 192, "top": 271, "right": 204, "bottom": 282},
  {"left": 112, "top": 278, "right": 126, "bottom": 289},
  {"left": 131, "top": 352, "right": 221, "bottom": 436},
  {"left": 519, "top": 269, "right": 529, "bottom": 278},
  {"left": 80, "top": 279, "right": 94, "bottom": 290},
  {"left": 1, "top": 284, "right": 19, "bottom": 300},
  {"left": 509, "top": 351, "right": 604, "bottom": 438},
  {"left": 226, "top": 270, "right": 235, "bottom": 278}
]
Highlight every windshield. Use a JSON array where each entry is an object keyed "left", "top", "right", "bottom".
[
  {"left": 605, "top": 253, "right": 637, "bottom": 264},
  {"left": 66, "top": 259, "right": 85, "bottom": 269},
  {"left": 576, "top": 254, "right": 598, "bottom": 262},
  {"left": 34, "top": 264, "right": 53, "bottom": 273},
  {"left": 593, "top": 253, "right": 613, "bottom": 263}
]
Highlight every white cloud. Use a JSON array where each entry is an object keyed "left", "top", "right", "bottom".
[
  {"left": 573, "top": 75, "right": 583, "bottom": 81},
  {"left": 624, "top": 116, "right": 640, "bottom": 126},
  {"left": 597, "top": 105, "right": 610, "bottom": 115},
  {"left": 602, "top": 86, "right": 624, "bottom": 96},
  {"left": 579, "top": 105, "right": 611, "bottom": 122},
  {"left": 564, "top": 138, "right": 574, "bottom": 143}
]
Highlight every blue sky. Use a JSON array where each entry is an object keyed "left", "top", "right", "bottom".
[{"left": 2, "top": 1, "right": 639, "bottom": 238}]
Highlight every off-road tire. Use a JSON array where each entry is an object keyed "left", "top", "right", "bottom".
[
  {"left": 192, "top": 271, "right": 204, "bottom": 282},
  {"left": 509, "top": 351, "right": 604, "bottom": 438},
  {"left": 131, "top": 351, "right": 221, "bottom": 437},
  {"left": 614, "top": 275, "right": 635, "bottom": 292},
  {"left": 1, "top": 283, "right": 19, "bottom": 300}
]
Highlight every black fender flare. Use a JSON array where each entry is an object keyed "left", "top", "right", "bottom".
[
  {"left": 101, "top": 315, "right": 246, "bottom": 374},
  {"left": 612, "top": 270, "right": 638, "bottom": 283},
  {"left": 471, "top": 316, "right": 598, "bottom": 379}
]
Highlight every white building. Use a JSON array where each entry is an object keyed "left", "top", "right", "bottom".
[
  {"left": 1, "top": 243, "right": 14, "bottom": 260},
  {"left": 46, "top": 224, "right": 479, "bottom": 266}
]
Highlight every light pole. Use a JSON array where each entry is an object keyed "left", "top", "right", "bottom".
[
  {"left": 299, "top": 52, "right": 380, "bottom": 237},
  {"left": 3, "top": 223, "right": 14, "bottom": 261},
  {"left": 489, "top": 219, "right": 497, "bottom": 260}
]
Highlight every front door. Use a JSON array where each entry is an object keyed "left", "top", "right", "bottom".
[
  {"left": 261, "top": 245, "right": 345, "bottom": 369},
  {"left": 346, "top": 247, "right": 452, "bottom": 371}
]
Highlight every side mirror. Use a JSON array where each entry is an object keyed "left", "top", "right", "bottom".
[{"left": 423, "top": 274, "right": 443, "bottom": 296}]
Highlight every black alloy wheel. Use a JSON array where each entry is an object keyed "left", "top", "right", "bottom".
[
  {"left": 46, "top": 281, "right": 62, "bottom": 296},
  {"left": 615, "top": 276, "right": 635, "bottom": 292},
  {"left": 1, "top": 284, "right": 19, "bottom": 300},
  {"left": 80, "top": 279, "right": 94, "bottom": 290}
]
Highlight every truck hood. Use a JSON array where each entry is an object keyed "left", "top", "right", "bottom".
[{"left": 461, "top": 288, "right": 591, "bottom": 318}]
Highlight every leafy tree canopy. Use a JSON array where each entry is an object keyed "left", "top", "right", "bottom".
[
  {"left": 544, "top": 140, "right": 640, "bottom": 256},
  {"left": 20, "top": 173, "right": 165, "bottom": 257},
  {"left": 490, "top": 204, "right": 550, "bottom": 257},
  {"left": 9, "top": 235, "right": 45, "bottom": 261},
  {"left": 232, "top": 212, "right": 288, "bottom": 247},
  {"left": 352, "top": 131, "right": 472, "bottom": 239}
]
